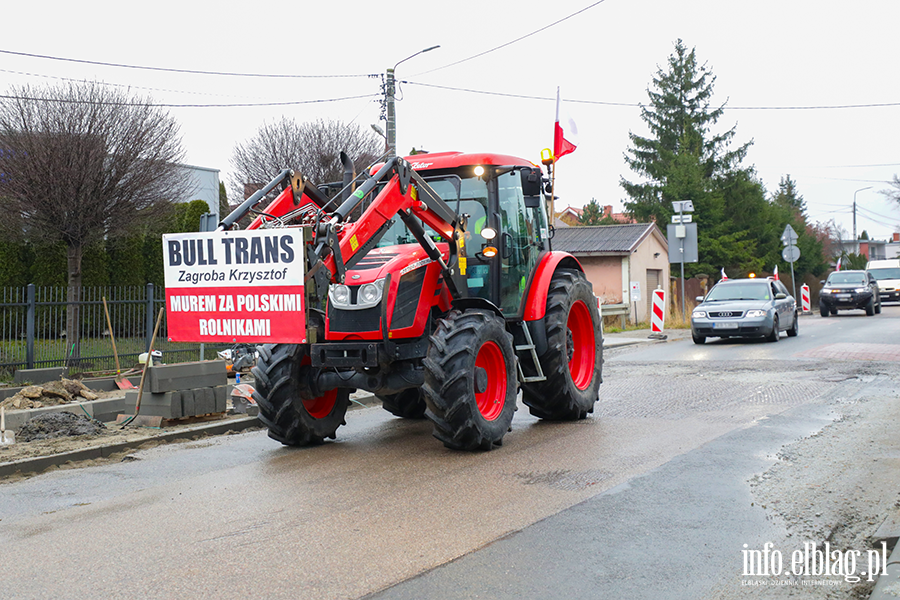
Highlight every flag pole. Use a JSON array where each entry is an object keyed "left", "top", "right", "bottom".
[{"left": 550, "top": 159, "right": 556, "bottom": 228}]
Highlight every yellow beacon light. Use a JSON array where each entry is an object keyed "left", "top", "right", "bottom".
[{"left": 540, "top": 148, "right": 555, "bottom": 166}]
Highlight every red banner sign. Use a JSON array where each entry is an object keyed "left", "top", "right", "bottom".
[{"left": 162, "top": 230, "right": 307, "bottom": 343}]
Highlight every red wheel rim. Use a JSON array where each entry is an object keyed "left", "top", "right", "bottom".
[
  {"left": 567, "top": 300, "right": 595, "bottom": 390},
  {"left": 475, "top": 340, "right": 507, "bottom": 421},
  {"left": 300, "top": 355, "right": 337, "bottom": 419},
  {"left": 304, "top": 390, "right": 337, "bottom": 419}
]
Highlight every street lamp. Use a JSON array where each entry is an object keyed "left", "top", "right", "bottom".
[
  {"left": 385, "top": 45, "right": 440, "bottom": 158},
  {"left": 853, "top": 186, "right": 872, "bottom": 244},
  {"left": 370, "top": 123, "right": 388, "bottom": 153}
]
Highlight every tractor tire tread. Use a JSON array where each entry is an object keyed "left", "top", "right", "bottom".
[
  {"left": 521, "top": 269, "right": 603, "bottom": 421},
  {"left": 423, "top": 309, "right": 516, "bottom": 451},
  {"left": 251, "top": 343, "right": 349, "bottom": 446}
]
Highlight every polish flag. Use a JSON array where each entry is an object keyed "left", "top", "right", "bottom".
[
  {"left": 721, "top": 268, "right": 728, "bottom": 281},
  {"left": 773, "top": 265, "right": 779, "bottom": 280},
  {"left": 553, "top": 87, "right": 578, "bottom": 160},
  {"left": 836, "top": 256, "right": 842, "bottom": 271}
]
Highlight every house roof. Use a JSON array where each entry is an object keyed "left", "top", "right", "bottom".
[{"left": 551, "top": 223, "right": 666, "bottom": 255}]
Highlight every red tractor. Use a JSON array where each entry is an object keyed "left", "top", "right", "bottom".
[{"left": 223, "top": 151, "right": 602, "bottom": 450}]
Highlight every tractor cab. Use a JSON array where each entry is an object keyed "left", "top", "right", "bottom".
[{"left": 369, "top": 152, "right": 550, "bottom": 317}]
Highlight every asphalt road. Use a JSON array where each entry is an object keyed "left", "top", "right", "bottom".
[{"left": 1, "top": 306, "right": 898, "bottom": 599}]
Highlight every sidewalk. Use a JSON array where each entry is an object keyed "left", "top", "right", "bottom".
[{"left": 603, "top": 326, "right": 692, "bottom": 348}]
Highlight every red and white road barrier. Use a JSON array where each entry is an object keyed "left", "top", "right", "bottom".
[
  {"left": 651, "top": 289, "right": 666, "bottom": 333},
  {"left": 801, "top": 284, "right": 811, "bottom": 313}
]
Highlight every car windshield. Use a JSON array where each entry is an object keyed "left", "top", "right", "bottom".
[
  {"left": 827, "top": 273, "right": 867, "bottom": 285},
  {"left": 868, "top": 267, "right": 900, "bottom": 280},
  {"left": 705, "top": 282, "right": 771, "bottom": 302}
]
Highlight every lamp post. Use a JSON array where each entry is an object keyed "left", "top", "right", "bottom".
[
  {"left": 853, "top": 186, "right": 872, "bottom": 247},
  {"left": 370, "top": 123, "right": 388, "bottom": 153},
  {"left": 385, "top": 45, "right": 439, "bottom": 158}
]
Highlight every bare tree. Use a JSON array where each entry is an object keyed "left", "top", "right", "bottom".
[
  {"left": 881, "top": 174, "right": 900, "bottom": 205},
  {"left": 229, "top": 117, "right": 383, "bottom": 201},
  {"left": 0, "top": 81, "right": 191, "bottom": 360}
]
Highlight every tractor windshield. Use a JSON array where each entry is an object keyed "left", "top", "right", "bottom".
[{"left": 375, "top": 174, "right": 489, "bottom": 247}]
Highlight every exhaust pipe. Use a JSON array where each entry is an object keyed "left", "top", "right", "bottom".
[{"left": 340, "top": 151, "right": 356, "bottom": 203}]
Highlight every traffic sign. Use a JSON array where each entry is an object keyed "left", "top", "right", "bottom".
[
  {"left": 671, "top": 214, "right": 693, "bottom": 224},
  {"left": 782, "top": 244, "right": 801, "bottom": 263},
  {"left": 781, "top": 224, "right": 798, "bottom": 245}
]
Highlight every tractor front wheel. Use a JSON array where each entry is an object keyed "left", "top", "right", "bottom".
[
  {"left": 522, "top": 269, "right": 602, "bottom": 420},
  {"left": 252, "top": 344, "right": 350, "bottom": 446},
  {"left": 423, "top": 309, "right": 517, "bottom": 451}
]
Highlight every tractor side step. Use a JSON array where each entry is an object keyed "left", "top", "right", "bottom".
[{"left": 515, "top": 322, "right": 546, "bottom": 383}]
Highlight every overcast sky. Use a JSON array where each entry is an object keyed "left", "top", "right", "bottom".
[{"left": 2, "top": 0, "right": 898, "bottom": 243}]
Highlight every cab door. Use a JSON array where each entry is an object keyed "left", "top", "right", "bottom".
[{"left": 496, "top": 170, "right": 546, "bottom": 315}]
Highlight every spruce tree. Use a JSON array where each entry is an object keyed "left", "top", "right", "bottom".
[
  {"left": 621, "top": 39, "right": 751, "bottom": 227},
  {"left": 579, "top": 199, "right": 604, "bottom": 225}
]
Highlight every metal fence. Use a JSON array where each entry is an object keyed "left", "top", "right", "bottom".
[{"left": 0, "top": 284, "right": 228, "bottom": 378}]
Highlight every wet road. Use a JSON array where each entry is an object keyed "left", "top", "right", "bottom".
[{"left": 1, "top": 306, "right": 898, "bottom": 599}]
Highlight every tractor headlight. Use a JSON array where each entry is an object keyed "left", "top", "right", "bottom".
[
  {"left": 329, "top": 284, "right": 351, "bottom": 307},
  {"left": 329, "top": 278, "right": 386, "bottom": 310},
  {"left": 357, "top": 279, "right": 386, "bottom": 309}
]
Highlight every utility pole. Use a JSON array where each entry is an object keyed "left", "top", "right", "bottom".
[
  {"left": 384, "top": 46, "right": 439, "bottom": 158},
  {"left": 385, "top": 68, "right": 396, "bottom": 157},
  {"left": 853, "top": 186, "right": 872, "bottom": 248}
]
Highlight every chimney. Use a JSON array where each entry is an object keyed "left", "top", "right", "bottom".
[
  {"left": 603, "top": 205, "right": 612, "bottom": 218},
  {"left": 894, "top": 232, "right": 899, "bottom": 243}
]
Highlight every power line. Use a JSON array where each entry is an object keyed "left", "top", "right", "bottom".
[
  {"left": 0, "top": 48, "right": 376, "bottom": 79},
  {"left": 403, "top": 80, "right": 900, "bottom": 111},
  {"left": 0, "top": 93, "right": 381, "bottom": 108},
  {"left": 856, "top": 204, "right": 900, "bottom": 222},
  {"left": 414, "top": 0, "right": 608, "bottom": 75},
  {"left": 0, "top": 68, "right": 268, "bottom": 100}
]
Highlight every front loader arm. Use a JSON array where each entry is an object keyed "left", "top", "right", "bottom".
[{"left": 310, "top": 157, "right": 466, "bottom": 298}]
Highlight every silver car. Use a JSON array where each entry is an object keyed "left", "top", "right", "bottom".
[{"left": 691, "top": 278, "right": 799, "bottom": 344}]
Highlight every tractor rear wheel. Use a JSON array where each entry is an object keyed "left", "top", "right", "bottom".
[
  {"left": 379, "top": 389, "right": 427, "bottom": 419},
  {"left": 522, "top": 269, "right": 602, "bottom": 420},
  {"left": 252, "top": 344, "right": 350, "bottom": 446},
  {"left": 423, "top": 309, "right": 517, "bottom": 451}
]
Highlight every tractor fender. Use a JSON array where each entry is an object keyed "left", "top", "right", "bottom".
[
  {"left": 452, "top": 296, "right": 504, "bottom": 318},
  {"left": 522, "top": 252, "right": 584, "bottom": 321}
]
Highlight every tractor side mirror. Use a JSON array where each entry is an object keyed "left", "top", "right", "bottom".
[{"left": 520, "top": 167, "right": 543, "bottom": 197}]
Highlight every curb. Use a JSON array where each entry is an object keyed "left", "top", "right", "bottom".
[
  {"left": 0, "top": 415, "right": 263, "bottom": 479},
  {"left": 0, "top": 392, "right": 383, "bottom": 479},
  {"left": 870, "top": 540, "right": 900, "bottom": 599}
]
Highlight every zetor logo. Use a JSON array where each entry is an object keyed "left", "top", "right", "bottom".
[{"left": 410, "top": 162, "right": 433, "bottom": 169}]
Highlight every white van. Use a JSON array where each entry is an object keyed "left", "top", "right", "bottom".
[{"left": 866, "top": 259, "right": 900, "bottom": 302}]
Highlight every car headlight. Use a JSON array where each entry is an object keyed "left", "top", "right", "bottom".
[
  {"left": 855, "top": 288, "right": 868, "bottom": 293},
  {"left": 746, "top": 309, "right": 767, "bottom": 318},
  {"left": 692, "top": 310, "right": 706, "bottom": 318},
  {"left": 329, "top": 284, "right": 351, "bottom": 307},
  {"left": 356, "top": 279, "right": 386, "bottom": 309}
]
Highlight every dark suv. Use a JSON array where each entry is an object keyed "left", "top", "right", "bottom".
[{"left": 819, "top": 270, "right": 881, "bottom": 316}]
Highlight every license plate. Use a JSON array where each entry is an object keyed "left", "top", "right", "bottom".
[
  {"left": 714, "top": 322, "right": 739, "bottom": 329},
  {"left": 836, "top": 294, "right": 851, "bottom": 299}
]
